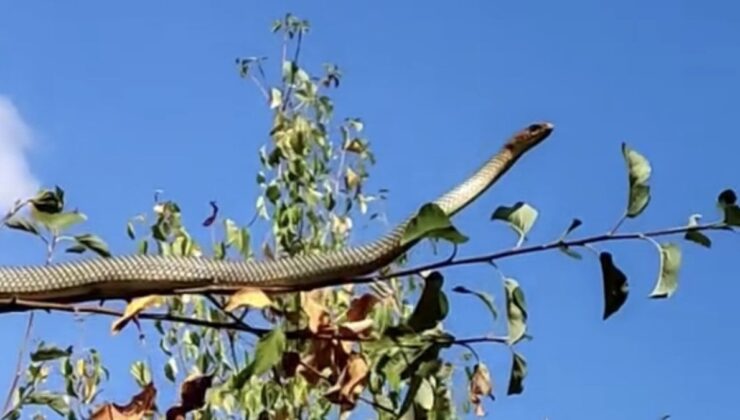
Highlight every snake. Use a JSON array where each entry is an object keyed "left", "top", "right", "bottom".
[{"left": 0, "top": 122, "right": 553, "bottom": 304}]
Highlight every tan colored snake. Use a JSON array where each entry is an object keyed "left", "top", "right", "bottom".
[{"left": 0, "top": 122, "right": 553, "bottom": 304}]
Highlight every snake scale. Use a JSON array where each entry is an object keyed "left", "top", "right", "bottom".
[{"left": 0, "top": 122, "right": 553, "bottom": 304}]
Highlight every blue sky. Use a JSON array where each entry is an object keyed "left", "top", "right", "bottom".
[{"left": 0, "top": 1, "right": 738, "bottom": 418}]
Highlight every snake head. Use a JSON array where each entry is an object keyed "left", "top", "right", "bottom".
[{"left": 506, "top": 122, "right": 554, "bottom": 154}]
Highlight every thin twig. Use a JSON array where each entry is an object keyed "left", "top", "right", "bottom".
[
  {"left": 249, "top": 74, "right": 270, "bottom": 101},
  {"left": 0, "top": 299, "right": 264, "bottom": 333},
  {"left": 2, "top": 313, "right": 34, "bottom": 416},
  {"left": 451, "top": 335, "right": 508, "bottom": 346},
  {"left": 204, "top": 294, "right": 252, "bottom": 330},
  {"left": 280, "top": 30, "right": 303, "bottom": 113},
  {"left": 372, "top": 221, "right": 730, "bottom": 282},
  {"left": 1, "top": 199, "right": 29, "bottom": 227}
]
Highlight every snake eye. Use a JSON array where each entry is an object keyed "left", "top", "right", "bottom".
[{"left": 527, "top": 123, "right": 543, "bottom": 133}]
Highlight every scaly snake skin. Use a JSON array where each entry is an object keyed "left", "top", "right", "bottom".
[{"left": 0, "top": 122, "right": 553, "bottom": 304}]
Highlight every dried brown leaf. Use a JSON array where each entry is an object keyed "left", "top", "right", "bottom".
[
  {"left": 91, "top": 382, "right": 157, "bottom": 420},
  {"left": 338, "top": 319, "right": 374, "bottom": 336},
  {"left": 469, "top": 363, "right": 494, "bottom": 417},
  {"left": 225, "top": 288, "right": 274, "bottom": 311},
  {"left": 345, "top": 167, "right": 361, "bottom": 190},
  {"left": 299, "top": 339, "right": 349, "bottom": 386},
  {"left": 165, "top": 373, "right": 213, "bottom": 419},
  {"left": 302, "top": 290, "right": 331, "bottom": 333},
  {"left": 346, "top": 294, "right": 380, "bottom": 322},
  {"left": 337, "top": 319, "right": 375, "bottom": 354},
  {"left": 325, "top": 353, "right": 369, "bottom": 411},
  {"left": 112, "top": 296, "right": 165, "bottom": 334},
  {"left": 281, "top": 351, "right": 301, "bottom": 378},
  {"left": 262, "top": 241, "right": 275, "bottom": 260}
]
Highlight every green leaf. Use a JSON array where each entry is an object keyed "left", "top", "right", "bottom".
[
  {"left": 649, "top": 243, "right": 682, "bottom": 299},
  {"left": 30, "top": 344, "right": 73, "bottom": 362},
  {"left": 126, "top": 222, "right": 136, "bottom": 240},
  {"left": 491, "top": 202, "right": 538, "bottom": 246},
  {"left": 30, "top": 187, "right": 65, "bottom": 214},
  {"left": 627, "top": 184, "right": 651, "bottom": 217},
  {"left": 723, "top": 206, "right": 740, "bottom": 226},
  {"left": 65, "top": 245, "right": 87, "bottom": 254},
  {"left": 452, "top": 286, "right": 497, "bottom": 321},
  {"left": 430, "top": 226, "right": 468, "bottom": 244},
  {"left": 214, "top": 241, "right": 227, "bottom": 260},
  {"left": 718, "top": 188, "right": 737, "bottom": 205},
  {"left": 164, "top": 358, "right": 178, "bottom": 383},
  {"left": 137, "top": 239, "right": 149, "bottom": 255},
  {"left": 563, "top": 218, "right": 583, "bottom": 237},
  {"left": 622, "top": 143, "right": 652, "bottom": 218},
  {"left": 37, "top": 211, "right": 86, "bottom": 233},
  {"left": 402, "top": 203, "right": 468, "bottom": 247},
  {"left": 346, "top": 118, "right": 364, "bottom": 132},
  {"left": 558, "top": 245, "right": 583, "bottom": 260},
  {"left": 507, "top": 352, "right": 527, "bottom": 395},
  {"left": 130, "top": 361, "right": 152, "bottom": 387},
  {"left": 557, "top": 219, "right": 584, "bottom": 258},
  {"left": 26, "top": 392, "right": 70, "bottom": 416},
  {"left": 4, "top": 217, "right": 39, "bottom": 236},
  {"left": 406, "top": 272, "right": 449, "bottom": 332},
  {"left": 224, "top": 219, "right": 251, "bottom": 259},
  {"left": 684, "top": 214, "right": 712, "bottom": 248},
  {"left": 414, "top": 378, "right": 435, "bottom": 411},
  {"left": 717, "top": 189, "right": 740, "bottom": 226},
  {"left": 265, "top": 184, "right": 281, "bottom": 204},
  {"left": 395, "top": 353, "right": 444, "bottom": 415},
  {"left": 599, "top": 252, "right": 629, "bottom": 320},
  {"left": 269, "top": 88, "right": 283, "bottom": 109},
  {"left": 73, "top": 234, "right": 111, "bottom": 257},
  {"left": 504, "top": 278, "right": 528, "bottom": 345},
  {"left": 236, "top": 326, "right": 286, "bottom": 388}
]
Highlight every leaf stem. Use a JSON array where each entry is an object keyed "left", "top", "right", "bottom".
[{"left": 609, "top": 213, "right": 627, "bottom": 235}]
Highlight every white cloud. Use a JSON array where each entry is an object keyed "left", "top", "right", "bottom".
[{"left": 0, "top": 96, "right": 39, "bottom": 209}]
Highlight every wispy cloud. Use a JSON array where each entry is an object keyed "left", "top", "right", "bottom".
[{"left": 0, "top": 96, "right": 39, "bottom": 209}]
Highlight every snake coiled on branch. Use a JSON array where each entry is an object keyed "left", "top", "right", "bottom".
[{"left": 0, "top": 122, "right": 553, "bottom": 304}]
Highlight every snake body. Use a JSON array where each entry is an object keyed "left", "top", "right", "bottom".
[{"left": 0, "top": 122, "right": 553, "bottom": 303}]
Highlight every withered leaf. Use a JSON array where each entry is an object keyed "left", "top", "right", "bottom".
[
  {"left": 302, "top": 290, "right": 331, "bottom": 333},
  {"left": 324, "top": 353, "right": 369, "bottom": 411},
  {"left": 225, "top": 288, "right": 274, "bottom": 311},
  {"left": 469, "top": 363, "right": 494, "bottom": 417},
  {"left": 165, "top": 373, "right": 214, "bottom": 420},
  {"left": 346, "top": 293, "right": 380, "bottom": 322},
  {"left": 91, "top": 382, "right": 157, "bottom": 420},
  {"left": 112, "top": 296, "right": 165, "bottom": 334}
]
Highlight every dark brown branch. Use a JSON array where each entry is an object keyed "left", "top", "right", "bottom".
[
  {"left": 0, "top": 299, "right": 266, "bottom": 334},
  {"left": 0, "top": 296, "right": 511, "bottom": 355}
]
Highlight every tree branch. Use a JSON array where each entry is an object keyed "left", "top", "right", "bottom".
[
  {"left": 0, "top": 199, "right": 30, "bottom": 228},
  {"left": 371, "top": 221, "right": 731, "bottom": 282},
  {"left": 0, "top": 221, "right": 730, "bottom": 313}
]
